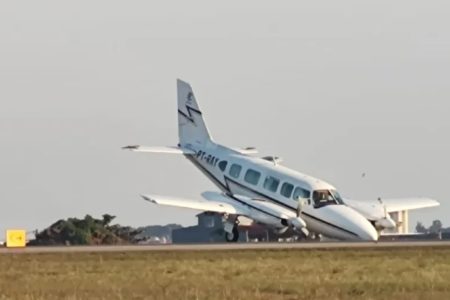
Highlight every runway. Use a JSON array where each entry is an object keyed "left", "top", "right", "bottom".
[{"left": 1, "top": 240, "right": 450, "bottom": 254}]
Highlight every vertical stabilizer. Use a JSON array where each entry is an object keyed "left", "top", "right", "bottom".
[{"left": 177, "top": 79, "right": 212, "bottom": 147}]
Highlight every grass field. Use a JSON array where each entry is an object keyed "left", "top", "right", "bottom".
[{"left": 1, "top": 247, "right": 450, "bottom": 300}]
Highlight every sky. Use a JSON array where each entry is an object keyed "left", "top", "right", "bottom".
[{"left": 1, "top": 1, "right": 449, "bottom": 238}]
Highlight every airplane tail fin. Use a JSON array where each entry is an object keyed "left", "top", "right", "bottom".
[{"left": 177, "top": 79, "right": 212, "bottom": 147}]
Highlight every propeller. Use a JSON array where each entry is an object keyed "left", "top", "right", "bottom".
[
  {"left": 378, "top": 197, "right": 389, "bottom": 220},
  {"left": 297, "top": 198, "right": 304, "bottom": 217},
  {"left": 375, "top": 197, "right": 396, "bottom": 229},
  {"left": 292, "top": 198, "right": 309, "bottom": 237}
]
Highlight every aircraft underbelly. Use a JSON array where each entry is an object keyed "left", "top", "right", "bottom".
[{"left": 302, "top": 215, "right": 358, "bottom": 240}]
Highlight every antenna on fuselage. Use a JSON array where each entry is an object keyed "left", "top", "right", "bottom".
[{"left": 262, "top": 156, "right": 283, "bottom": 166}]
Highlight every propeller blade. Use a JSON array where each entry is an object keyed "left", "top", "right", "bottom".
[{"left": 297, "top": 198, "right": 306, "bottom": 217}]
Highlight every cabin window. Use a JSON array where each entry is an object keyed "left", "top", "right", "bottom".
[
  {"left": 229, "top": 164, "right": 242, "bottom": 178},
  {"left": 244, "top": 169, "right": 261, "bottom": 185},
  {"left": 263, "top": 176, "right": 280, "bottom": 192},
  {"left": 218, "top": 161, "right": 228, "bottom": 172},
  {"left": 280, "top": 182, "right": 294, "bottom": 198},
  {"left": 293, "top": 186, "right": 311, "bottom": 201}
]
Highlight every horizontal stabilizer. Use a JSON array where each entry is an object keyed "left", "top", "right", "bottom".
[
  {"left": 122, "top": 145, "right": 195, "bottom": 155},
  {"left": 141, "top": 194, "right": 247, "bottom": 215}
]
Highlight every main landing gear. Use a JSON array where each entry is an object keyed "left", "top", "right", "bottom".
[
  {"left": 225, "top": 226, "right": 239, "bottom": 242},
  {"left": 224, "top": 216, "right": 239, "bottom": 242}
]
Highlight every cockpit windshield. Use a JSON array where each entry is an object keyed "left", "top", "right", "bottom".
[
  {"left": 312, "top": 190, "right": 344, "bottom": 208},
  {"left": 330, "top": 190, "right": 345, "bottom": 204}
]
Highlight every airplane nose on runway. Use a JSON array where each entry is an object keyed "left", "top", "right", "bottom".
[
  {"left": 355, "top": 220, "right": 379, "bottom": 242},
  {"left": 317, "top": 206, "right": 379, "bottom": 241}
]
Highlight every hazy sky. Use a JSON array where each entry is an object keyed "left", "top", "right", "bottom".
[{"left": 1, "top": 1, "right": 449, "bottom": 238}]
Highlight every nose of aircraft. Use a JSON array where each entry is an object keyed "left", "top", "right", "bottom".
[{"left": 317, "top": 205, "right": 379, "bottom": 241}]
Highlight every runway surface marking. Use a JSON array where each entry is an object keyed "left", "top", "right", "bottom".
[{"left": 1, "top": 241, "right": 450, "bottom": 254}]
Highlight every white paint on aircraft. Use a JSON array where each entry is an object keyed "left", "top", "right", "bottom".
[{"left": 125, "top": 79, "right": 440, "bottom": 242}]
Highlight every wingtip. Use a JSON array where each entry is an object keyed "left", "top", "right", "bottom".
[
  {"left": 421, "top": 197, "right": 440, "bottom": 207},
  {"left": 431, "top": 198, "right": 441, "bottom": 206}
]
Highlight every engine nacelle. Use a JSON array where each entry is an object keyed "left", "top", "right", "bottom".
[
  {"left": 274, "top": 227, "right": 289, "bottom": 235},
  {"left": 287, "top": 216, "right": 307, "bottom": 230},
  {"left": 280, "top": 217, "right": 309, "bottom": 237},
  {"left": 375, "top": 217, "right": 396, "bottom": 230}
]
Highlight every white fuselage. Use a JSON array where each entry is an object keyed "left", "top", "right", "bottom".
[
  {"left": 185, "top": 142, "right": 378, "bottom": 241},
  {"left": 130, "top": 79, "right": 438, "bottom": 242}
]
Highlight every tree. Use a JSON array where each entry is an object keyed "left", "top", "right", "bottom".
[
  {"left": 416, "top": 222, "right": 427, "bottom": 233},
  {"left": 415, "top": 220, "right": 444, "bottom": 234},
  {"left": 429, "top": 220, "right": 443, "bottom": 234},
  {"left": 29, "top": 214, "right": 137, "bottom": 246},
  {"left": 102, "top": 214, "right": 116, "bottom": 227}
]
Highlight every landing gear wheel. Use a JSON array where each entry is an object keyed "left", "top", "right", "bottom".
[{"left": 225, "top": 226, "right": 239, "bottom": 242}]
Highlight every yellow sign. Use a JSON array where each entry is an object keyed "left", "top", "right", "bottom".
[{"left": 6, "top": 230, "right": 26, "bottom": 248}]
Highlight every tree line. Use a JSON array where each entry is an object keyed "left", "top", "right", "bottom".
[{"left": 30, "top": 214, "right": 141, "bottom": 245}]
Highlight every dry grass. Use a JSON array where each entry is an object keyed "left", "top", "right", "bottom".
[{"left": 1, "top": 247, "right": 450, "bottom": 300}]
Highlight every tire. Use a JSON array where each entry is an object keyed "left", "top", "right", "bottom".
[{"left": 225, "top": 226, "right": 239, "bottom": 242}]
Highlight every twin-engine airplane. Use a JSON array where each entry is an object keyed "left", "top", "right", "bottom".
[{"left": 124, "top": 79, "right": 439, "bottom": 242}]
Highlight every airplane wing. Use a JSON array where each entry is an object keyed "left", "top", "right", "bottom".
[
  {"left": 141, "top": 194, "right": 249, "bottom": 215},
  {"left": 344, "top": 197, "right": 439, "bottom": 221},
  {"left": 142, "top": 192, "right": 299, "bottom": 226},
  {"left": 142, "top": 192, "right": 307, "bottom": 231},
  {"left": 122, "top": 145, "right": 195, "bottom": 155},
  {"left": 202, "top": 191, "right": 295, "bottom": 219},
  {"left": 381, "top": 197, "right": 439, "bottom": 213}
]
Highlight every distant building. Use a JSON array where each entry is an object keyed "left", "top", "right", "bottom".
[
  {"left": 383, "top": 210, "right": 409, "bottom": 234},
  {"left": 135, "top": 224, "right": 182, "bottom": 244},
  {"left": 172, "top": 212, "right": 225, "bottom": 243}
]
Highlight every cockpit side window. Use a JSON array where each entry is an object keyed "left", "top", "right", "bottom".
[{"left": 312, "top": 190, "right": 342, "bottom": 208}]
